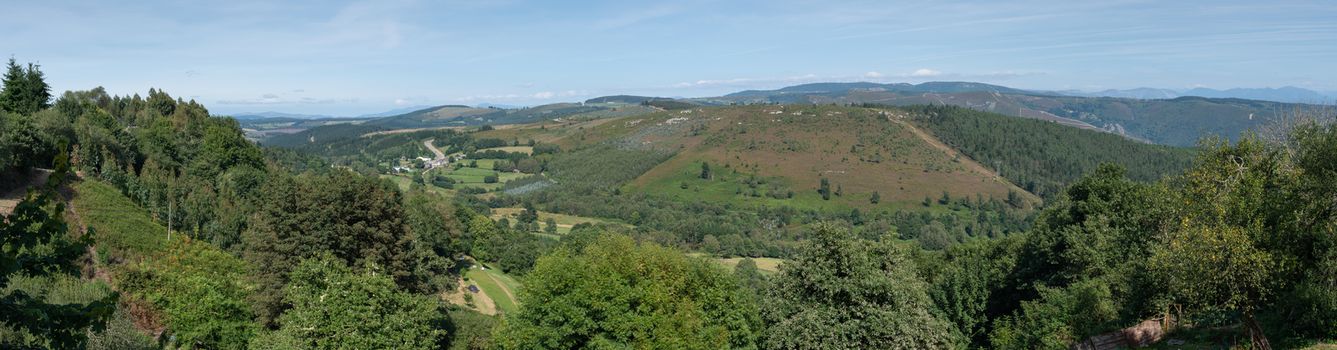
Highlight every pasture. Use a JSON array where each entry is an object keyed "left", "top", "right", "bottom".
[
  {"left": 490, "top": 207, "right": 627, "bottom": 234},
  {"left": 465, "top": 266, "right": 520, "bottom": 315}
]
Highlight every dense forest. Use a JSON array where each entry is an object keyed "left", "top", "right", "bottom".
[
  {"left": 2, "top": 59, "right": 1334, "bottom": 349},
  {"left": 900, "top": 104, "right": 1197, "bottom": 199}
]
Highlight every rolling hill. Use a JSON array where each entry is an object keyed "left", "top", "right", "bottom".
[
  {"left": 535, "top": 104, "right": 1191, "bottom": 210},
  {"left": 675, "top": 81, "right": 1327, "bottom": 146}
]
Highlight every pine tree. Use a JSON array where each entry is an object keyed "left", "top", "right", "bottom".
[
  {"left": 22, "top": 62, "right": 51, "bottom": 114},
  {"left": 870, "top": 191, "right": 881, "bottom": 204},
  {"left": 0, "top": 58, "right": 27, "bottom": 114}
]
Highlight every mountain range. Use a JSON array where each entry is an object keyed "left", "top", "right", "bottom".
[
  {"left": 1061, "top": 86, "right": 1333, "bottom": 103},
  {"left": 255, "top": 81, "right": 1331, "bottom": 148}
]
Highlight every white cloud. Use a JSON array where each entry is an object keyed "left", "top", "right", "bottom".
[
  {"left": 910, "top": 68, "right": 942, "bottom": 77},
  {"left": 394, "top": 98, "right": 410, "bottom": 105},
  {"left": 864, "top": 71, "right": 884, "bottom": 78},
  {"left": 532, "top": 91, "right": 556, "bottom": 99}
]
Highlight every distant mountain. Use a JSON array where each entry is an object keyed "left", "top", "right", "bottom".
[
  {"left": 474, "top": 103, "right": 523, "bottom": 109},
  {"left": 1061, "top": 88, "right": 1180, "bottom": 99},
  {"left": 232, "top": 106, "right": 436, "bottom": 120},
  {"left": 354, "top": 105, "right": 434, "bottom": 119},
  {"left": 232, "top": 111, "right": 337, "bottom": 120},
  {"left": 585, "top": 95, "right": 662, "bottom": 104},
  {"left": 1181, "top": 87, "right": 1331, "bottom": 103},
  {"left": 1065, "top": 86, "right": 1332, "bottom": 104},
  {"left": 723, "top": 81, "right": 1044, "bottom": 100},
  {"left": 699, "top": 82, "right": 1327, "bottom": 147}
]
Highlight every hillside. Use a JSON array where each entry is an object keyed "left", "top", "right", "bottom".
[
  {"left": 693, "top": 81, "right": 1323, "bottom": 146},
  {"left": 264, "top": 103, "right": 659, "bottom": 148},
  {"left": 558, "top": 104, "right": 1034, "bottom": 210}
]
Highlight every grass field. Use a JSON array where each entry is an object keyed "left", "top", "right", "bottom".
[
  {"left": 480, "top": 146, "right": 534, "bottom": 154},
  {"left": 715, "top": 257, "right": 784, "bottom": 274},
  {"left": 688, "top": 253, "right": 785, "bottom": 275},
  {"left": 438, "top": 160, "right": 528, "bottom": 190},
  {"left": 490, "top": 207, "right": 627, "bottom": 234},
  {"left": 72, "top": 180, "right": 170, "bottom": 257},
  {"left": 465, "top": 267, "right": 520, "bottom": 315}
]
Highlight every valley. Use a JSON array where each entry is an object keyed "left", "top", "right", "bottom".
[{"left": 1, "top": 59, "right": 1332, "bottom": 350}]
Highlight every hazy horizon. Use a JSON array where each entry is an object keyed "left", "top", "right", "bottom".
[{"left": 5, "top": 0, "right": 1335, "bottom": 116}]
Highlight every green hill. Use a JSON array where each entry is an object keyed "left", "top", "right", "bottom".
[{"left": 696, "top": 81, "right": 1321, "bottom": 146}]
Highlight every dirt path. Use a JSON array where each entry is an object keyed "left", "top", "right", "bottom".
[
  {"left": 883, "top": 111, "right": 1042, "bottom": 202},
  {"left": 0, "top": 169, "right": 51, "bottom": 215},
  {"left": 423, "top": 139, "right": 447, "bottom": 160}
]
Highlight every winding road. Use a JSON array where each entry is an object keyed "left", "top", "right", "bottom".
[{"left": 423, "top": 139, "right": 446, "bottom": 160}]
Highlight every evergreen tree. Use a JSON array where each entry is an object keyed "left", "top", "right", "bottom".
[
  {"left": 870, "top": 191, "right": 881, "bottom": 204},
  {"left": 0, "top": 58, "right": 28, "bottom": 114},
  {"left": 22, "top": 62, "right": 51, "bottom": 114}
]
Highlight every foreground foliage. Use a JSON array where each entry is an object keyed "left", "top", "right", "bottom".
[
  {"left": 496, "top": 233, "right": 762, "bottom": 349},
  {"left": 762, "top": 224, "right": 962, "bottom": 349}
]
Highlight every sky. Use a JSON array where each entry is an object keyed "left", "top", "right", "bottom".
[{"left": 3, "top": 0, "right": 1335, "bottom": 116}]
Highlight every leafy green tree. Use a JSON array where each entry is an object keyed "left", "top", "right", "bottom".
[
  {"left": 252, "top": 254, "right": 446, "bottom": 349},
  {"left": 869, "top": 191, "right": 880, "bottom": 204},
  {"left": 989, "top": 280, "right": 1117, "bottom": 350},
  {"left": 1, "top": 153, "right": 116, "bottom": 349},
  {"left": 496, "top": 233, "right": 761, "bottom": 349},
  {"left": 927, "top": 237, "right": 1023, "bottom": 347},
  {"left": 818, "top": 177, "right": 831, "bottom": 200},
  {"left": 733, "top": 257, "right": 768, "bottom": 294},
  {"left": 700, "top": 161, "right": 712, "bottom": 179},
  {"left": 762, "top": 223, "right": 962, "bottom": 349},
  {"left": 544, "top": 218, "right": 557, "bottom": 235},
  {"left": 1, "top": 111, "right": 49, "bottom": 173}
]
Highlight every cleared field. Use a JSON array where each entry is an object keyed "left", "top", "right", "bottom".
[
  {"left": 480, "top": 146, "right": 533, "bottom": 154},
  {"left": 465, "top": 267, "right": 519, "bottom": 315},
  {"left": 490, "top": 207, "right": 626, "bottom": 234},
  {"left": 557, "top": 105, "right": 1031, "bottom": 211},
  {"left": 379, "top": 174, "right": 459, "bottom": 198},
  {"left": 686, "top": 253, "right": 784, "bottom": 275},
  {"left": 72, "top": 180, "right": 170, "bottom": 257},
  {"left": 436, "top": 160, "right": 529, "bottom": 190},
  {"left": 715, "top": 257, "right": 784, "bottom": 273}
]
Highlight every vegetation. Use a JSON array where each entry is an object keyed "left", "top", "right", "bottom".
[
  {"left": 762, "top": 224, "right": 962, "bottom": 349},
  {"left": 906, "top": 104, "right": 1195, "bottom": 198},
  {"left": 252, "top": 254, "right": 447, "bottom": 349},
  {"left": 1, "top": 157, "right": 117, "bottom": 349},
  {"left": 2, "top": 60, "right": 1333, "bottom": 349},
  {"left": 495, "top": 233, "right": 761, "bottom": 349}
]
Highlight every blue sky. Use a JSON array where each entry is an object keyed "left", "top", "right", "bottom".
[{"left": 3, "top": 0, "right": 1335, "bottom": 116}]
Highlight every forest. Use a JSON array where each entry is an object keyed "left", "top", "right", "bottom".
[{"left": 2, "top": 59, "right": 1334, "bottom": 349}]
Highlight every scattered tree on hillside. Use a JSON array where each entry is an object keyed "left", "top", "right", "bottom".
[
  {"left": 818, "top": 177, "right": 831, "bottom": 200},
  {"left": 870, "top": 191, "right": 881, "bottom": 204},
  {"left": 700, "top": 161, "right": 712, "bottom": 180}
]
